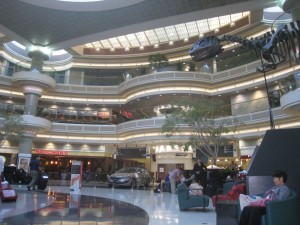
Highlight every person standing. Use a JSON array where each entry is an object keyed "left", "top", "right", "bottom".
[
  {"left": 193, "top": 158, "right": 208, "bottom": 194},
  {"left": 169, "top": 167, "right": 183, "bottom": 194},
  {"left": 27, "top": 155, "right": 42, "bottom": 191}
]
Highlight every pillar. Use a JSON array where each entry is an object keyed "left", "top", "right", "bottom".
[
  {"left": 17, "top": 49, "right": 51, "bottom": 156},
  {"left": 28, "top": 50, "right": 45, "bottom": 72},
  {"left": 282, "top": 0, "right": 300, "bottom": 21},
  {"left": 290, "top": 7, "right": 300, "bottom": 20},
  {"left": 212, "top": 58, "right": 217, "bottom": 74},
  {"left": 0, "top": 59, "right": 9, "bottom": 75},
  {"left": 18, "top": 132, "right": 36, "bottom": 155}
]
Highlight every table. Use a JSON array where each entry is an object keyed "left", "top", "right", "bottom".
[{"left": 216, "top": 200, "right": 239, "bottom": 225}]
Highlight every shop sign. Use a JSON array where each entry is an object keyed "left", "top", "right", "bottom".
[{"left": 35, "top": 149, "right": 69, "bottom": 155}]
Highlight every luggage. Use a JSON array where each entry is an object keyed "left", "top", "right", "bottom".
[
  {"left": 1, "top": 189, "right": 18, "bottom": 202},
  {"left": 15, "top": 169, "right": 32, "bottom": 184},
  {"left": 37, "top": 172, "right": 48, "bottom": 190},
  {"left": 1, "top": 182, "right": 18, "bottom": 202}
]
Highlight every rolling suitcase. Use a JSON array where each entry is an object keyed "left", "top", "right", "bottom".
[
  {"left": 37, "top": 172, "right": 48, "bottom": 190},
  {"left": 1, "top": 183, "right": 18, "bottom": 202}
]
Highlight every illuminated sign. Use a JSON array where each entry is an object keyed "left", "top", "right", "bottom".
[{"left": 35, "top": 149, "right": 69, "bottom": 155}]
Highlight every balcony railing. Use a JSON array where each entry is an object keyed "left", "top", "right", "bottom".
[{"left": 0, "top": 93, "right": 283, "bottom": 127}]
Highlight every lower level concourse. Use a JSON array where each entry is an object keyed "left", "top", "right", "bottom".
[{"left": 0, "top": 184, "right": 216, "bottom": 225}]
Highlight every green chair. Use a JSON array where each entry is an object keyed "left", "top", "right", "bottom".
[{"left": 177, "top": 183, "right": 209, "bottom": 211}]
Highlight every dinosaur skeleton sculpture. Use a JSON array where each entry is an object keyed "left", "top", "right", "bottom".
[
  {"left": 221, "top": 20, "right": 300, "bottom": 73},
  {"left": 189, "top": 20, "right": 300, "bottom": 130},
  {"left": 190, "top": 20, "right": 300, "bottom": 73}
]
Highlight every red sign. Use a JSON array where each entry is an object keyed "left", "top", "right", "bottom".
[{"left": 35, "top": 149, "right": 69, "bottom": 156}]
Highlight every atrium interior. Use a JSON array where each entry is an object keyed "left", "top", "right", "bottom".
[{"left": 0, "top": 0, "right": 300, "bottom": 224}]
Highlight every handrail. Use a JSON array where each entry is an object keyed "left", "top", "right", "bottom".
[{"left": 0, "top": 94, "right": 282, "bottom": 125}]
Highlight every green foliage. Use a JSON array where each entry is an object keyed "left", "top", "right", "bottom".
[
  {"left": 189, "top": 62, "right": 196, "bottom": 71},
  {"left": 0, "top": 110, "right": 23, "bottom": 147},
  {"left": 148, "top": 54, "right": 169, "bottom": 68},
  {"left": 162, "top": 96, "right": 235, "bottom": 164}
]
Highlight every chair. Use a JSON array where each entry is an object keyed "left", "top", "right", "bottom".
[
  {"left": 238, "top": 190, "right": 300, "bottom": 225},
  {"left": 177, "top": 183, "right": 209, "bottom": 211},
  {"left": 212, "top": 183, "right": 246, "bottom": 207}
]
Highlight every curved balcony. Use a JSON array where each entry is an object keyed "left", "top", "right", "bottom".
[
  {"left": 20, "top": 115, "right": 52, "bottom": 133},
  {"left": 12, "top": 71, "right": 56, "bottom": 92},
  {"left": 49, "top": 107, "right": 286, "bottom": 135},
  {"left": 280, "top": 72, "right": 300, "bottom": 116},
  {"left": 281, "top": 88, "right": 300, "bottom": 115}
]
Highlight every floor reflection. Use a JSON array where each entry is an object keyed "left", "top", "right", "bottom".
[{"left": 1, "top": 192, "right": 149, "bottom": 225}]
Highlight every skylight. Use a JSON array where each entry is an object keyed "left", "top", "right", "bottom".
[{"left": 84, "top": 12, "right": 249, "bottom": 50}]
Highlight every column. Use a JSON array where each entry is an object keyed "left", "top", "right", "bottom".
[
  {"left": 65, "top": 69, "right": 70, "bottom": 84},
  {"left": 23, "top": 87, "right": 42, "bottom": 116},
  {"left": 17, "top": 48, "right": 51, "bottom": 156},
  {"left": 18, "top": 132, "right": 36, "bottom": 155},
  {"left": 282, "top": 0, "right": 300, "bottom": 20},
  {"left": 291, "top": 8, "right": 300, "bottom": 20},
  {"left": 212, "top": 58, "right": 217, "bottom": 74},
  {"left": 0, "top": 59, "right": 9, "bottom": 75}
]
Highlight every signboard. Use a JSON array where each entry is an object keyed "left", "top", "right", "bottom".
[
  {"left": 35, "top": 149, "right": 68, "bottom": 155},
  {"left": 70, "top": 160, "right": 83, "bottom": 193},
  {"left": 116, "top": 147, "right": 146, "bottom": 159},
  {"left": 196, "top": 145, "right": 234, "bottom": 159},
  {"left": 17, "top": 153, "right": 31, "bottom": 173}
]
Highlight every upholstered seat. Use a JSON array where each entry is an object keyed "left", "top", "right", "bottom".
[
  {"left": 177, "top": 183, "right": 209, "bottom": 211},
  {"left": 212, "top": 183, "right": 246, "bottom": 207},
  {"left": 238, "top": 190, "right": 300, "bottom": 225}
]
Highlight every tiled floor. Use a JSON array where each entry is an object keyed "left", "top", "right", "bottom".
[{"left": 0, "top": 184, "right": 217, "bottom": 225}]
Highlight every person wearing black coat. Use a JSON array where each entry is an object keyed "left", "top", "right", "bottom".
[{"left": 193, "top": 158, "right": 208, "bottom": 194}]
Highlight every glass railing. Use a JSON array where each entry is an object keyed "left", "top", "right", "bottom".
[
  {"left": 0, "top": 93, "right": 284, "bottom": 126},
  {"left": 0, "top": 48, "right": 262, "bottom": 86},
  {"left": 0, "top": 61, "right": 67, "bottom": 84},
  {"left": 278, "top": 73, "right": 299, "bottom": 95}
]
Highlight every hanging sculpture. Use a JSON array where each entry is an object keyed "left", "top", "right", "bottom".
[
  {"left": 189, "top": 35, "right": 224, "bottom": 62},
  {"left": 189, "top": 21, "right": 300, "bottom": 73},
  {"left": 221, "top": 20, "right": 300, "bottom": 73}
]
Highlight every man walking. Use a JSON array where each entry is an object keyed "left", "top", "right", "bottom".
[{"left": 27, "top": 155, "right": 42, "bottom": 191}]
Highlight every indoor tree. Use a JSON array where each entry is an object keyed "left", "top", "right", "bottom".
[{"left": 162, "top": 96, "right": 236, "bottom": 165}]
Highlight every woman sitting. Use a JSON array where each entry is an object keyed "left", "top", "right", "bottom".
[{"left": 189, "top": 177, "right": 203, "bottom": 196}]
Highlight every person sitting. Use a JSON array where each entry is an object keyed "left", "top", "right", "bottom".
[
  {"left": 239, "top": 169, "right": 290, "bottom": 225},
  {"left": 153, "top": 176, "right": 162, "bottom": 193},
  {"left": 189, "top": 177, "right": 203, "bottom": 196}
]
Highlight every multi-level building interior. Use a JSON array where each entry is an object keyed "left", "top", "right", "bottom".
[
  {"left": 1, "top": 1, "right": 299, "bottom": 176},
  {"left": 0, "top": 0, "right": 299, "bottom": 224}
]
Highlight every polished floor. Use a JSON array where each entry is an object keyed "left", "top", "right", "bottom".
[{"left": 0, "top": 184, "right": 216, "bottom": 225}]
